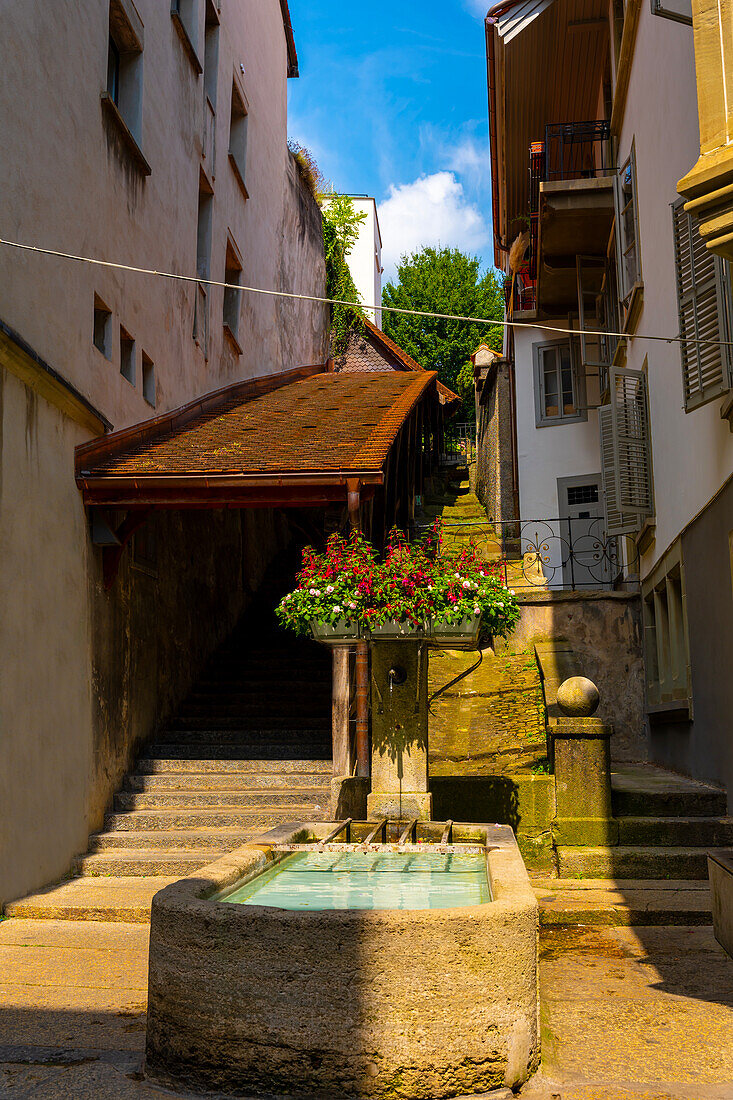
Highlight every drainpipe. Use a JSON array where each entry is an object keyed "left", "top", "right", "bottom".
[{"left": 347, "top": 478, "right": 370, "bottom": 778}]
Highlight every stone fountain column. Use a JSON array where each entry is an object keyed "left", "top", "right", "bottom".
[{"left": 366, "top": 638, "right": 433, "bottom": 821}]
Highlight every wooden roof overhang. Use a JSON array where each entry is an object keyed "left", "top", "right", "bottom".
[
  {"left": 486, "top": 0, "right": 610, "bottom": 265},
  {"left": 75, "top": 365, "right": 438, "bottom": 511}
]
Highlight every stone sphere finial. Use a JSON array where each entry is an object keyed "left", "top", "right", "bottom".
[{"left": 557, "top": 676, "right": 600, "bottom": 717}]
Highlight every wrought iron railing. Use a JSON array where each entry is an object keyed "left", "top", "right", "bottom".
[
  {"left": 440, "top": 422, "right": 476, "bottom": 465},
  {"left": 415, "top": 516, "right": 640, "bottom": 593},
  {"left": 543, "top": 120, "right": 612, "bottom": 183}
]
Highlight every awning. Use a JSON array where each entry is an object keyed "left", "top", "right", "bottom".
[{"left": 75, "top": 365, "right": 438, "bottom": 509}]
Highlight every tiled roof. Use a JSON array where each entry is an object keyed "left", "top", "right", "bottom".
[
  {"left": 76, "top": 368, "right": 436, "bottom": 482},
  {"left": 334, "top": 319, "right": 461, "bottom": 406}
]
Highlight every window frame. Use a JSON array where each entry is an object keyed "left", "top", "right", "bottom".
[
  {"left": 614, "top": 141, "right": 642, "bottom": 308},
  {"left": 170, "top": 0, "right": 203, "bottom": 74},
  {"left": 102, "top": 0, "right": 150, "bottom": 175},
  {"left": 93, "top": 295, "right": 112, "bottom": 359},
  {"left": 228, "top": 77, "right": 249, "bottom": 199},
  {"left": 650, "top": 0, "right": 692, "bottom": 25},
  {"left": 223, "top": 234, "right": 243, "bottom": 353},
  {"left": 532, "top": 339, "right": 587, "bottom": 427}
]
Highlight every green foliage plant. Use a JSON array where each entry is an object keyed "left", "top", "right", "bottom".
[
  {"left": 382, "top": 246, "right": 504, "bottom": 414},
  {"left": 320, "top": 194, "right": 368, "bottom": 355}
]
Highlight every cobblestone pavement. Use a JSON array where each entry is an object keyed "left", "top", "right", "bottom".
[{"left": 1, "top": 919, "right": 733, "bottom": 1098}]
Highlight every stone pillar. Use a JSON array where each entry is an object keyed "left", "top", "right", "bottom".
[
  {"left": 366, "top": 639, "right": 433, "bottom": 821},
  {"left": 551, "top": 719, "right": 618, "bottom": 846},
  {"left": 677, "top": 0, "right": 733, "bottom": 259}
]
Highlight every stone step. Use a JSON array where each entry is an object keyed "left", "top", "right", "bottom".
[
  {"left": 145, "top": 742, "right": 333, "bottom": 761},
  {"left": 533, "top": 878, "right": 713, "bottom": 926},
  {"left": 618, "top": 816, "right": 733, "bottom": 846},
  {"left": 557, "top": 845, "right": 710, "bottom": 880},
  {"left": 187, "top": 689, "right": 331, "bottom": 704},
  {"left": 73, "top": 849, "right": 221, "bottom": 876},
  {"left": 114, "top": 788, "right": 329, "bottom": 810},
  {"left": 87, "top": 828, "right": 256, "bottom": 852},
  {"left": 160, "top": 721, "right": 331, "bottom": 735},
  {"left": 105, "top": 804, "right": 324, "bottom": 830},
  {"left": 611, "top": 767, "right": 727, "bottom": 818},
  {"left": 125, "top": 773, "right": 331, "bottom": 792},
  {"left": 176, "top": 704, "right": 330, "bottom": 720},
  {"left": 4, "top": 876, "right": 175, "bottom": 922},
  {"left": 137, "top": 757, "right": 332, "bottom": 774}
]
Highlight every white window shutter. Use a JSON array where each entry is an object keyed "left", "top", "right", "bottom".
[
  {"left": 610, "top": 366, "right": 654, "bottom": 518},
  {"left": 672, "top": 200, "right": 733, "bottom": 411},
  {"left": 599, "top": 405, "right": 639, "bottom": 534},
  {"left": 576, "top": 255, "right": 607, "bottom": 368}
]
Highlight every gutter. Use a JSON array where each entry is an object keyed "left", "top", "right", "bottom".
[{"left": 485, "top": 17, "right": 508, "bottom": 268}]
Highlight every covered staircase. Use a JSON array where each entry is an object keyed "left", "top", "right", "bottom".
[{"left": 6, "top": 599, "right": 333, "bottom": 919}]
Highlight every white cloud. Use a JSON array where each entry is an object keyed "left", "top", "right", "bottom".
[
  {"left": 378, "top": 172, "right": 490, "bottom": 282},
  {"left": 462, "top": 0, "right": 490, "bottom": 15}
]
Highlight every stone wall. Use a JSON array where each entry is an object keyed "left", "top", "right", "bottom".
[
  {"left": 428, "top": 649, "right": 546, "bottom": 776},
  {"left": 475, "top": 360, "right": 515, "bottom": 524},
  {"left": 507, "top": 591, "right": 647, "bottom": 762}
]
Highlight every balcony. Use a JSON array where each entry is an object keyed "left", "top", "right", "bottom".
[{"left": 528, "top": 121, "right": 615, "bottom": 315}]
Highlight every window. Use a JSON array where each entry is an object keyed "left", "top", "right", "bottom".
[
  {"left": 567, "top": 484, "right": 599, "bottom": 507},
  {"left": 642, "top": 543, "right": 691, "bottom": 713},
  {"left": 193, "top": 182, "right": 213, "bottom": 356},
  {"left": 120, "top": 327, "right": 135, "bottom": 384},
  {"left": 650, "top": 0, "right": 692, "bottom": 24},
  {"left": 204, "top": 0, "right": 220, "bottom": 107},
  {"left": 142, "top": 351, "right": 155, "bottom": 406},
  {"left": 533, "top": 340, "right": 586, "bottom": 426},
  {"left": 171, "top": 0, "right": 203, "bottom": 73},
  {"left": 103, "top": 0, "right": 149, "bottom": 173},
  {"left": 93, "top": 295, "right": 112, "bottom": 357},
  {"left": 228, "top": 80, "right": 249, "bottom": 197},
  {"left": 672, "top": 200, "right": 733, "bottom": 411},
  {"left": 223, "top": 236, "right": 243, "bottom": 352},
  {"left": 614, "top": 144, "right": 641, "bottom": 306},
  {"left": 598, "top": 366, "right": 654, "bottom": 535}
]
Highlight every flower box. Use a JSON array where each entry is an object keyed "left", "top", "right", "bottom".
[
  {"left": 428, "top": 615, "right": 482, "bottom": 650},
  {"left": 310, "top": 619, "right": 360, "bottom": 645},
  {"left": 367, "top": 619, "right": 426, "bottom": 640}
]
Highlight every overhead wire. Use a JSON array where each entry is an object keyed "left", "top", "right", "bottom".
[{"left": 1, "top": 234, "right": 732, "bottom": 351}]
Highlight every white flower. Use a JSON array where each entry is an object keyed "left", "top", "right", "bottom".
[
  {"left": 427, "top": 585, "right": 433, "bottom": 592},
  {"left": 462, "top": 580, "right": 471, "bottom": 589},
  {"left": 309, "top": 588, "right": 317, "bottom": 596},
  {"left": 325, "top": 585, "right": 335, "bottom": 594},
  {"left": 474, "top": 605, "right": 481, "bottom": 615},
  {"left": 454, "top": 572, "right": 461, "bottom": 580},
  {"left": 333, "top": 605, "right": 342, "bottom": 614},
  {"left": 348, "top": 602, "right": 357, "bottom": 610},
  {"left": 510, "top": 589, "right": 515, "bottom": 595}
]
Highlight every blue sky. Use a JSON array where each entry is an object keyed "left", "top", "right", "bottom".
[{"left": 286, "top": 1, "right": 493, "bottom": 284}]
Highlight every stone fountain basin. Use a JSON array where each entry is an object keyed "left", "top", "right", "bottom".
[{"left": 145, "top": 822, "right": 539, "bottom": 1099}]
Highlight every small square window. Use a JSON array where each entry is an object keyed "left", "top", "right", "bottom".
[
  {"left": 120, "top": 326, "right": 136, "bottom": 384},
  {"left": 142, "top": 351, "right": 155, "bottom": 405},
  {"left": 93, "top": 296, "right": 112, "bottom": 357}
]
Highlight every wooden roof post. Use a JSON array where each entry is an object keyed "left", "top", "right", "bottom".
[{"left": 346, "top": 477, "right": 370, "bottom": 778}]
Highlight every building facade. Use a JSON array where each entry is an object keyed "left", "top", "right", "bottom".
[
  {"left": 0, "top": 0, "right": 328, "bottom": 904},
  {"left": 323, "top": 195, "right": 384, "bottom": 326},
  {"left": 486, "top": 0, "right": 733, "bottom": 789}
]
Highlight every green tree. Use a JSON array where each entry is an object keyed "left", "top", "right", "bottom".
[
  {"left": 382, "top": 247, "right": 504, "bottom": 401},
  {"left": 320, "top": 194, "right": 367, "bottom": 354}
]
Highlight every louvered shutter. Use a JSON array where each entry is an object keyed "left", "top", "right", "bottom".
[
  {"left": 672, "top": 200, "right": 733, "bottom": 411},
  {"left": 599, "top": 405, "right": 638, "bottom": 535},
  {"left": 610, "top": 366, "right": 654, "bottom": 518},
  {"left": 614, "top": 149, "right": 640, "bottom": 304}
]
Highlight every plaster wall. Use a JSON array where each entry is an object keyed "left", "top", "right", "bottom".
[
  {"left": 618, "top": 5, "right": 733, "bottom": 573},
  {"left": 0, "top": 369, "right": 93, "bottom": 905},
  {"left": 513, "top": 325, "right": 602, "bottom": 522},
  {"left": 0, "top": 0, "right": 328, "bottom": 434},
  {"left": 650, "top": 476, "right": 733, "bottom": 794},
  {"left": 0, "top": 2, "right": 328, "bottom": 903}
]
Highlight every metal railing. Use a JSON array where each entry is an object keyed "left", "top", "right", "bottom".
[
  {"left": 440, "top": 422, "right": 476, "bottom": 465},
  {"left": 543, "top": 120, "right": 613, "bottom": 183},
  {"left": 416, "top": 516, "right": 640, "bottom": 593}
]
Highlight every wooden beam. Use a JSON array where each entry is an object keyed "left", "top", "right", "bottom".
[{"left": 331, "top": 647, "right": 351, "bottom": 777}]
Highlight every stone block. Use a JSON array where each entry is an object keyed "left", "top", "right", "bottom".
[
  {"left": 367, "top": 790, "right": 433, "bottom": 821},
  {"left": 709, "top": 850, "right": 733, "bottom": 959},
  {"left": 331, "top": 776, "right": 369, "bottom": 821},
  {"left": 552, "top": 718, "right": 617, "bottom": 848},
  {"left": 552, "top": 815, "right": 620, "bottom": 847}
]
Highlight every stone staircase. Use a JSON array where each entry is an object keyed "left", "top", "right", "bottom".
[
  {"left": 6, "top": 602, "right": 333, "bottom": 919},
  {"left": 536, "top": 763, "right": 732, "bottom": 926},
  {"left": 556, "top": 763, "right": 731, "bottom": 880}
]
